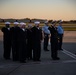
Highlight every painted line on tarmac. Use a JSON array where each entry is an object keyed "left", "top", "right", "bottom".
[
  {"left": 62, "top": 49, "right": 76, "bottom": 59},
  {"left": 62, "top": 60, "right": 76, "bottom": 63}
]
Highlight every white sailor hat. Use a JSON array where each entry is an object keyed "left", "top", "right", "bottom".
[
  {"left": 51, "top": 20, "right": 56, "bottom": 24},
  {"left": 14, "top": 22, "right": 19, "bottom": 25},
  {"left": 5, "top": 22, "right": 10, "bottom": 25},
  {"left": 59, "top": 20, "right": 63, "bottom": 23},
  {"left": 34, "top": 21, "right": 40, "bottom": 25},
  {"left": 20, "top": 22, "right": 26, "bottom": 26},
  {"left": 45, "top": 20, "right": 48, "bottom": 23},
  {"left": 28, "top": 24, "right": 32, "bottom": 27}
]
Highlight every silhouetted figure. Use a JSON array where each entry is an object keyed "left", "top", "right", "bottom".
[
  {"left": 10, "top": 22, "right": 20, "bottom": 61},
  {"left": 32, "top": 21, "right": 42, "bottom": 61},
  {"left": 48, "top": 21, "right": 60, "bottom": 60},
  {"left": 1, "top": 22, "right": 11, "bottom": 60},
  {"left": 18, "top": 22, "right": 27, "bottom": 63},
  {"left": 27, "top": 24, "right": 33, "bottom": 60}
]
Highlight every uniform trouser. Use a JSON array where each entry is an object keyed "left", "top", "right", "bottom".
[
  {"left": 19, "top": 42, "right": 26, "bottom": 62},
  {"left": 58, "top": 34, "right": 63, "bottom": 49},
  {"left": 12, "top": 41, "right": 19, "bottom": 61},
  {"left": 44, "top": 34, "right": 49, "bottom": 50},
  {"left": 3, "top": 41, "right": 11, "bottom": 59},
  {"left": 33, "top": 42, "right": 41, "bottom": 61},
  {"left": 51, "top": 38, "right": 58, "bottom": 58},
  {"left": 27, "top": 41, "right": 33, "bottom": 59}
]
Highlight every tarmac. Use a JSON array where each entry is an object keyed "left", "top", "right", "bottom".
[{"left": 0, "top": 30, "right": 76, "bottom": 75}]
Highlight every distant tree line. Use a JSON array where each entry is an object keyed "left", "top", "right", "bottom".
[{"left": 0, "top": 18, "right": 76, "bottom": 23}]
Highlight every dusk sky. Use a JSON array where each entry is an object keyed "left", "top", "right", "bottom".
[{"left": 0, "top": 0, "right": 76, "bottom": 20}]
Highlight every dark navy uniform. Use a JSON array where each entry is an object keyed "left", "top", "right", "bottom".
[
  {"left": 32, "top": 26, "right": 42, "bottom": 61},
  {"left": 1, "top": 26, "right": 11, "bottom": 59},
  {"left": 10, "top": 26, "right": 20, "bottom": 61},
  {"left": 18, "top": 28, "right": 27, "bottom": 63},
  {"left": 27, "top": 29, "right": 33, "bottom": 60},
  {"left": 48, "top": 25, "right": 60, "bottom": 60}
]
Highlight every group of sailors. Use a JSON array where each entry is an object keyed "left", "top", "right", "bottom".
[
  {"left": 42, "top": 20, "right": 64, "bottom": 60},
  {"left": 1, "top": 20, "right": 64, "bottom": 63}
]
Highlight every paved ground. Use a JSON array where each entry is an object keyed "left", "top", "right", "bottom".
[
  {"left": 0, "top": 30, "right": 76, "bottom": 42},
  {"left": 63, "top": 31, "right": 76, "bottom": 42},
  {"left": 0, "top": 30, "right": 76, "bottom": 75}
]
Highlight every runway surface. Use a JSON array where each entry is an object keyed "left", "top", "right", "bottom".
[
  {"left": 0, "top": 41, "right": 76, "bottom": 75},
  {"left": 0, "top": 30, "right": 76, "bottom": 75}
]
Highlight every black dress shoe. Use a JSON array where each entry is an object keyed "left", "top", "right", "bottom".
[
  {"left": 13, "top": 59, "right": 18, "bottom": 61},
  {"left": 29, "top": 58, "right": 33, "bottom": 60},
  {"left": 4, "top": 58, "right": 11, "bottom": 60},
  {"left": 44, "top": 49, "right": 49, "bottom": 51},
  {"left": 59, "top": 48, "right": 63, "bottom": 50},
  {"left": 33, "top": 59, "right": 37, "bottom": 61},
  {"left": 56, "top": 57, "right": 60, "bottom": 60},
  {"left": 33, "top": 59, "right": 41, "bottom": 62},
  {"left": 52, "top": 57, "right": 60, "bottom": 60},
  {"left": 37, "top": 59, "right": 41, "bottom": 61},
  {"left": 20, "top": 61, "right": 26, "bottom": 63}
]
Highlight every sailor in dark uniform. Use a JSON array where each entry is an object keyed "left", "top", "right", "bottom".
[
  {"left": 27, "top": 24, "right": 33, "bottom": 60},
  {"left": 48, "top": 21, "right": 60, "bottom": 60},
  {"left": 1, "top": 22, "right": 11, "bottom": 60},
  {"left": 10, "top": 22, "right": 20, "bottom": 61},
  {"left": 18, "top": 22, "right": 27, "bottom": 63},
  {"left": 32, "top": 21, "right": 42, "bottom": 61}
]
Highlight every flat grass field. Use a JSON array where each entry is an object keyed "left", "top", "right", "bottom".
[{"left": 0, "top": 23, "right": 76, "bottom": 31}]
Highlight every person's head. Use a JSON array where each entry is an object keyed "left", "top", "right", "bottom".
[
  {"left": 15, "top": 20, "right": 18, "bottom": 22},
  {"left": 20, "top": 22, "right": 26, "bottom": 28},
  {"left": 44, "top": 20, "right": 48, "bottom": 26},
  {"left": 28, "top": 24, "right": 32, "bottom": 29},
  {"left": 51, "top": 20, "right": 57, "bottom": 27},
  {"left": 34, "top": 21, "right": 40, "bottom": 27},
  {"left": 59, "top": 20, "right": 63, "bottom": 25},
  {"left": 13, "top": 22, "right": 19, "bottom": 27},
  {"left": 5, "top": 22, "right": 10, "bottom": 27}
]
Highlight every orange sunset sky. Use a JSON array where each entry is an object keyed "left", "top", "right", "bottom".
[{"left": 0, "top": 0, "right": 76, "bottom": 20}]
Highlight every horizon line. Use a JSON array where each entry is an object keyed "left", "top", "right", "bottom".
[{"left": 0, "top": 18, "right": 76, "bottom": 21}]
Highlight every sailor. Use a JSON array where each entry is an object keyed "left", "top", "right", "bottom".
[
  {"left": 10, "top": 21, "right": 20, "bottom": 61},
  {"left": 42, "top": 21, "right": 50, "bottom": 51},
  {"left": 18, "top": 22, "right": 27, "bottom": 63},
  {"left": 1, "top": 22, "right": 11, "bottom": 60},
  {"left": 57, "top": 20, "right": 64, "bottom": 50},
  {"left": 48, "top": 20, "right": 60, "bottom": 60},
  {"left": 32, "top": 21, "right": 43, "bottom": 61},
  {"left": 27, "top": 24, "right": 33, "bottom": 60}
]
